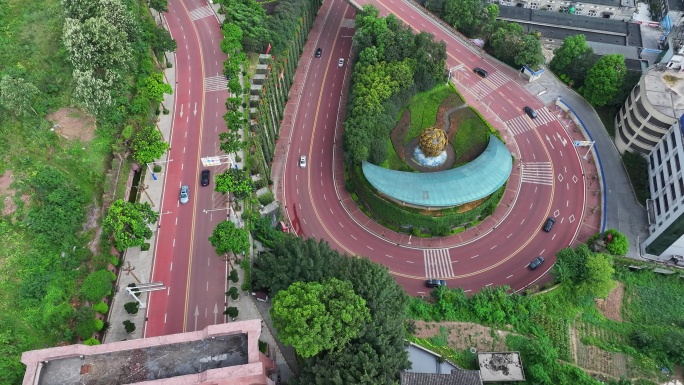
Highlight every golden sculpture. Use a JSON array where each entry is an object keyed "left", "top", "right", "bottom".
[{"left": 418, "top": 127, "right": 448, "bottom": 157}]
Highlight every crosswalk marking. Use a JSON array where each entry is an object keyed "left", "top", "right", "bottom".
[
  {"left": 205, "top": 76, "right": 228, "bottom": 92},
  {"left": 505, "top": 108, "right": 558, "bottom": 136},
  {"left": 470, "top": 72, "right": 510, "bottom": 97},
  {"left": 424, "top": 248, "right": 454, "bottom": 278},
  {"left": 531, "top": 108, "right": 557, "bottom": 126},
  {"left": 189, "top": 5, "right": 214, "bottom": 21},
  {"left": 505, "top": 115, "right": 535, "bottom": 136},
  {"left": 521, "top": 162, "right": 553, "bottom": 185}
]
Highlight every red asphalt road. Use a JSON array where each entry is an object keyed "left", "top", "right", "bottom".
[
  {"left": 145, "top": 0, "right": 230, "bottom": 337},
  {"left": 282, "top": 0, "right": 588, "bottom": 296}
]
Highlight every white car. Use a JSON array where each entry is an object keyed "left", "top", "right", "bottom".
[
  {"left": 338, "top": 58, "right": 344, "bottom": 67},
  {"left": 180, "top": 185, "right": 189, "bottom": 204},
  {"left": 299, "top": 155, "right": 307, "bottom": 168}
]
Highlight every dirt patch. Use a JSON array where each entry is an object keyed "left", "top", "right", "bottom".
[
  {"left": 0, "top": 170, "right": 29, "bottom": 216},
  {"left": 83, "top": 199, "right": 103, "bottom": 255},
  {"left": 413, "top": 320, "right": 510, "bottom": 352},
  {"left": 596, "top": 282, "right": 624, "bottom": 322},
  {"left": 391, "top": 110, "right": 411, "bottom": 161},
  {"left": 46, "top": 107, "right": 96, "bottom": 142}
]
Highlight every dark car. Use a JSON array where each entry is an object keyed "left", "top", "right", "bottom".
[
  {"left": 315, "top": 48, "right": 322, "bottom": 58},
  {"left": 473, "top": 67, "right": 488, "bottom": 78},
  {"left": 529, "top": 256, "right": 545, "bottom": 270},
  {"left": 543, "top": 217, "right": 556, "bottom": 232},
  {"left": 523, "top": 106, "right": 538, "bottom": 119},
  {"left": 201, "top": 169, "right": 210, "bottom": 186},
  {"left": 426, "top": 279, "right": 447, "bottom": 288}
]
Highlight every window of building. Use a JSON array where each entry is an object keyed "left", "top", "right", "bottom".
[
  {"left": 665, "top": 195, "right": 670, "bottom": 212},
  {"left": 676, "top": 153, "right": 681, "bottom": 172},
  {"left": 679, "top": 176, "right": 684, "bottom": 195},
  {"left": 656, "top": 197, "right": 662, "bottom": 216},
  {"left": 672, "top": 130, "right": 678, "bottom": 147},
  {"left": 653, "top": 175, "right": 659, "bottom": 191},
  {"left": 657, "top": 149, "right": 662, "bottom": 164},
  {"left": 667, "top": 160, "right": 673, "bottom": 176},
  {"left": 661, "top": 170, "right": 666, "bottom": 187},
  {"left": 635, "top": 101, "right": 649, "bottom": 120},
  {"left": 671, "top": 183, "right": 676, "bottom": 199}
]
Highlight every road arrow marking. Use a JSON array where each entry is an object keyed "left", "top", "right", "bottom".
[
  {"left": 194, "top": 102, "right": 197, "bottom": 116},
  {"left": 194, "top": 306, "right": 199, "bottom": 331}
]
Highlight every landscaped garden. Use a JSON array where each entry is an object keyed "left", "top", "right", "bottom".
[{"left": 406, "top": 232, "right": 684, "bottom": 385}]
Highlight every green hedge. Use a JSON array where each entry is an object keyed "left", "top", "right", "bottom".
[{"left": 349, "top": 165, "right": 505, "bottom": 234}]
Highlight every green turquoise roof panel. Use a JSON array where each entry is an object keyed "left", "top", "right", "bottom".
[{"left": 362, "top": 135, "right": 512, "bottom": 207}]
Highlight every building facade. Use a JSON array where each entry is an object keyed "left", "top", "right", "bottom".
[
  {"left": 489, "top": 0, "right": 636, "bottom": 20},
  {"left": 614, "top": 67, "right": 682, "bottom": 155},
  {"left": 644, "top": 120, "right": 684, "bottom": 257}
]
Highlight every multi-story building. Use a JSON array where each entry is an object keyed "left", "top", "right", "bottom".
[
  {"left": 490, "top": 0, "right": 636, "bottom": 20},
  {"left": 644, "top": 120, "right": 684, "bottom": 257},
  {"left": 614, "top": 66, "right": 683, "bottom": 155}
]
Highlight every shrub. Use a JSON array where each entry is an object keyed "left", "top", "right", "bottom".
[
  {"left": 124, "top": 301, "right": 140, "bottom": 315},
  {"left": 153, "top": 164, "right": 162, "bottom": 173},
  {"left": 110, "top": 255, "right": 120, "bottom": 267},
  {"left": 101, "top": 321, "right": 111, "bottom": 333},
  {"left": 83, "top": 338, "right": 101, "bottom": 346},
  {"left": 603, "top": 229, "right": 629, "bottom": 256},
  {"left": 123, "top": 320, "right": 136, "bottom": 333},
  {"left": 94, "top": 318, "right": 104, "bottom": 331},
  {"left": 228, "top": 287, "right": 239, "bottom": 300},
  {"left": 229, "top": 269, "right": 239, "bottom": 283},
  {"left": 258, "top": 192, "right": 274, "bottom": 206},
  {"left": 225, "top": 306, "right": 239, "bottom": 319},
  {"left": 141, "top": 242, "right": 151, "bottom": 251},
  {"left": 166, "top": 61, "right": 173, "bottom": 68},
  {"left": 80, "top": 270, "right": 116, "bottom": 302},
  {"left": 93, "top": 302, "right": 109, "bottom": 315}
]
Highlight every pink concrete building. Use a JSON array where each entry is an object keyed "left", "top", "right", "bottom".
[{"left": 21, "top": 320, "right": 276, "bottom": 385}]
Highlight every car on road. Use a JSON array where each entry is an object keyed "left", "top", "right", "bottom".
[
  {"left": 426, "top": 279, "right": 447, "bottom": 288},
  {"left": 338, "top": 58, "right": 344, "bottom": 67},
  {"left": 523, "top": 106, "right": 538, "bottom": 119},
  {"left": 180, "top": 185, "right": 189, "bottom": 204},
  {"left": 529, "top": 256, "right": 545, "bottom": 270},
  {"left": 315, "top": 48, "right": 322, "bottom": 58},
  {"left": 543, "top": 217, "right": 556, "bottom": 232},
  {"left": 201, "top": 170, "right": 210, "bottom": 186},
  {"left": 299, "top": 155, "right": 307, "bottom": 168},
  {"left": 473, "top": 67, "right": 488, "bottom": 78}
]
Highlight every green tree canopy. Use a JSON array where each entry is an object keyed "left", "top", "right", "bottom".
[
  {"left": 271, "top": 278, "right": 371, "bottom": 358},
  {"left": 581, "top": 54, "right": 626, "bottom": 106},
  {"left": 219, "top": 129, "right": 244, "bottom": 156},
  {"left": 578, "top": 253, "right": 615, "bottom": 298},
  {"left": 442, "top": 0, "right": 484, "bottom": 35},
  {"left": 208, "top": 220, "right": 250, "bottom": 257},
  {"left": 214, "top": 168, "right": 254, "bottom": 199},
  {"left": 139, "top": 72, "right": 172, "bottom": 103},
  {"left": 131, "top": 125, "right": 170, "bottom": 164},
  {"left": 549, "top": 35, "right": 593, "bottom": 76},
  {"left": 103, "top": 200, "right": 159, "bottom": 251},
  {"left": 0, "top": 75, "right": 40, "bottom": 116}
]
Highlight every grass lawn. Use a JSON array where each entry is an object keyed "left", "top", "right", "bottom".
[
  {"left": 381, "top": 138, "right": 413, "bottom": 171},
  {"left": 451, "top": 113, "right": 490, "bottom": 163},
  {"left": 404, "top": 84, "right": 454, "bottom": 145}
]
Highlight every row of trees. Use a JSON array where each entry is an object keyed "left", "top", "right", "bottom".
[
  {"left": 425, "top": 0, "right": 545, "bottom": 69},
  {"left": 344, "top": 6, "right": 447, "bottom": 165},
  {"left": 253, "top": 236, "right": 410, "bottom": 384},
  {"left": 550, "top": 35, "right": 629, "bottom": 107}
]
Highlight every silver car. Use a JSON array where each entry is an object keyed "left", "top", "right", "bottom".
[{"left": 180, "top": 185, "right": 189, "bottom": 204}]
